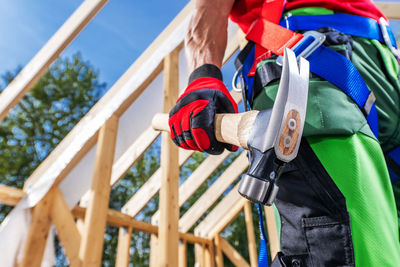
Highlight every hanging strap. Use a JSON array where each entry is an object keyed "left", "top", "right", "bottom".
[{"left": 257, "top": 203, "right": 269, "bottom": 267}]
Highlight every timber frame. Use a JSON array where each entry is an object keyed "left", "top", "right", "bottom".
[{"left": 0, "top": 1, "right": 399, "bottom": 266}]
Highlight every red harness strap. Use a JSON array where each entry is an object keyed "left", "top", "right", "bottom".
[
  {"left": 247, "top": 18, "right": 303, "bottom": 56},
  {"left": 245, "top": 0, "right": 303, "bottom": 75}
]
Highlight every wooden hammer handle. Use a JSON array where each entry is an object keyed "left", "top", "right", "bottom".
[{"left": 152, "top": 111, "right": 259, "bottom": 150}]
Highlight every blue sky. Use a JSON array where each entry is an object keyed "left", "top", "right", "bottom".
[
  {"left": 0, "top": 0, "right": 190, "bottom": 87},
  {"left": 0, "top": 0, "right": 399, "bottom": 91}
]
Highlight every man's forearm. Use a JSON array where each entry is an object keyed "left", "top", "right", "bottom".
[{"left": 185, "top": 0, "right": 235, "bottom": 72}]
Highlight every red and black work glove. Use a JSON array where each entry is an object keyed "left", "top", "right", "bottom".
[{"left": 169, "top": 64, "right": 238, "bottom": 155}]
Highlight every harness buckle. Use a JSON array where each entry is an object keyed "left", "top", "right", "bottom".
[
  {"left": 379, "top": 17, "right": 400, "bottom": 59},
  {"left": 276, "top": 31, "right": 326, "bottom": 66},
  {"left": 232, "top": 65, "right": 250, "bottom": 111}
]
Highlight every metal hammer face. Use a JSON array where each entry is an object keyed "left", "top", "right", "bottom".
[{"left": 238, "top": 48, "right": 310, "bottom": 206}]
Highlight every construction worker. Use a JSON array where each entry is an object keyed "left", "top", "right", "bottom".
[{"left": 168, "top": 0, "right": 400, "bottom": 266}]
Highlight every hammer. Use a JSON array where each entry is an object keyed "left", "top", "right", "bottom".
[{"left": 152, "top": 48, "right": 309, "bottom": 206}]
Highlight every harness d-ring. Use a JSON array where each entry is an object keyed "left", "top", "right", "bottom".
[{"left": 232, "top": 65, "right": 244, "bottom": 92}]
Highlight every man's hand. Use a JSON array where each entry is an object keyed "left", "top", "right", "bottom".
[
  {"left": 169, "top": 0, "right": 236, "bottom": 154},
  {"left": 168, "top": 64, "right": 238, "bottom": 155}
]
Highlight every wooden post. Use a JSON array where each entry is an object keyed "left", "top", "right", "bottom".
[
  {"left": 264, "top": 206, "right": 280, "bottom": 260},
  {"left": 195, "top": 243, "right": 204, "bottom": 267},
  {"left": 50, "top": 187, "right": 81, "bottom": 267},
  {"left": 214, "top": 236, "right": 224, "bottom": 267},
  {"left": 244, "top": 201, "right": 258, "bottom": 267},
  {"left": 20, "top": 189, "right": 54, "bottom": 267},
  {"left": 204, "top": 242, "right": 215, "bottom": 267},
  {"left": 179, "top": 240, "right": 187, "bottom": 267},
  {"left": 149, "top": 234, "right": 159, "bottom": 267},
  {"left": 0, "top": 184, "right": 24, "bottom": 206},
  {"left": 158, "top": 48, "right": 180, "bottom": 266},
  {"left": 79, "top": 115, "right": 119, "bottom": 266},
  {"left": 115, "top": 227, "right": 133, "bottom": 267},
  {"left": 218, "top": 236, "right": 250, "bottom": 267}
]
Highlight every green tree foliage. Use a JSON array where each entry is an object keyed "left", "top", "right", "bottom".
[{"left": 0, "top": 53, "right": 105, "bottom": 221}]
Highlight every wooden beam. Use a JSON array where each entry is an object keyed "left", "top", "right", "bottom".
[
  {"left": 207, "top": 199, "right": 245, "bottom": 239},
  {"left": 111, "top": 127, "right": 159, "bottom": 186},
  {"left": 376, "top": 2, "right": 400, "bottom": 20},
  {"left": 244, "top": 201, "right": 258, "bottom": 267},
  {"left": 159, "top": 48, "right": 180, "bottom": 267},
  {"left": 72, "top": 206, "right": 210, "bottom": 245},
  {"left": 179, "top": 152, "right": 248, "bottom": 233},
  {"left": 50, "top": 187, "right": 81, "bottom": 267},
  {"left": 149, "top": 235, "right": 159, "bottom": 267},
  {"left": 0, "top": 184, "right": 24, "bottom": 206},
  {"left": 115, "top": 227, "right": 132, "bottom": 267},
  {"left": 179, "top": 240, "right": 187, "bottom": 267},
  {"left": 218, "top": 236, "right": 250, "bottom": 267},
  {"left": 79, "top": 115, "right": 119, "bottom": 267},
  {"left": 121, "top": 149, "right": 193, "bottom": 217},
  {"left": 204, "top": 242, "right": 215, "bottom": 267},
  {"left": 0, "top": 0, "right": 108, "bottom": 122},
  {"left": 264, "top": 205, "right": 280, "bottom": 260},
  {"left": 152, "top": 150, "right": 231, "bottom": 221},
  {"left": 195, "top": 183, "right": 242, "bottom": 237},
  {"left": 214, "top": 236, "right": 224, "bottom": 267},
  {"left": 20, "top": 189, "right": 54, "bottom": 267}
]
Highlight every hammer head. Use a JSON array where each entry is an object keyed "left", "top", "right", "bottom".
[{"left": 238, "top": 48, "right": 309, "bottom": 206}]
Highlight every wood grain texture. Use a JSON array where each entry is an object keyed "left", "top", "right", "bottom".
[
  {"left": 244, "top": 201, "right": 258, "bottom": 267},
  {"left": 122, "top": 149, "right": 193, "bottom": 218},
  {"left": 72, "top": 206, "right": 210, "bottom": 245},
  {"left": 79, "top": 115, "right": 119, "bottom": 267},
  {"left": 218, "top": 236, "right": 250, "bottom": 267},
  {"left": 110, "top": 127, "right": 160, "bottom": 186},
  {"left": 278, "top": 109, "right": 300, "bottom": 156},
  {"left": 207, "top": 198, "right": 246, "bottom": 239},
  {"left": 204, "top": 241, "right": 215, "bottom": 267},
  {"left": 159, "top": 48, "right": 180, "bottom": 267},
  {"left": 152, "top": 150, "right": 231, "bottom": 221},
  {"left": 195, "top": 183, "right": 243, "bottom": 237},
  {"left": 214, "top": 236, "right": 224, "bottom": 267},
  {"left": 20, "top": 189, "right": 54, "bottom": 267},
  {"left": 149, "top": 235, "right": 158, "bottom": 267},
  {"left": 179, "top": 241, "right": 187, "bottom": 267},
  {"left": 51, "top": 188, "right": 81, "bottom": 267},
  {"left": 0, "top": 184, "right": 24, "bottom": 206},
  {"left": 179, "top": 152, "right": 248, "bottom": 233},
  {"left": 115, "top": 227, "right": 133, "bottom": 267},
  {"left": 264, "top": 206, "right": 280, "bottom": 260}
]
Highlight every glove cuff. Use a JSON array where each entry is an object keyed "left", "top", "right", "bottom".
[{"left": 188, "top": 64, "right": 223, "bottom": 84}]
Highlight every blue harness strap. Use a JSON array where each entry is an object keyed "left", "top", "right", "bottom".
[
  {"left": 243, "top": 45, "right": 256, "bottom": 106},
  {"left": 280, "top": 14, "right": 397, "bottom": 49},
  {"left": 277, "top": 14, "right": 384, "bottom": 137},
  {"left": 386, "top": 146, "right": 400, "bottom": 183},
  {"left": 257, "top": 203, "right": 269, "bottom": 267},
  {"left": 305, "top": 45, "right": 379, "bottom": 136}
]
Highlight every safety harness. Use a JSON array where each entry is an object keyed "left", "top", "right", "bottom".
[{"left": 233, "top": 1, "right": 400, "bottom": 266}]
